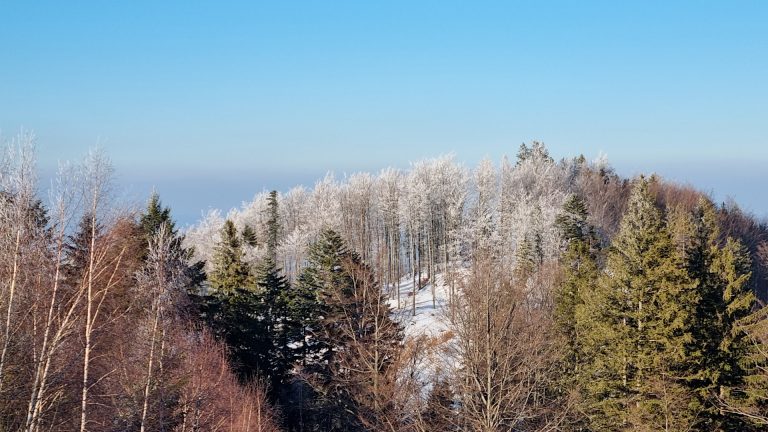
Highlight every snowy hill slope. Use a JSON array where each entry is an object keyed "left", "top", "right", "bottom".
[{"left": 388, "top": 273, "right": 459, "bottom": 390}]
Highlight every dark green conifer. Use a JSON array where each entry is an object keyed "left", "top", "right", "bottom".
[
  {"left": 63, "top": 212, "right": 102, "bottom": 285},
  {"left": 252, "top": 256, "right": 293, "bottom": 391},
  {"left": 139, "top": 192, "right": 206, "bottom": 288},
  {"left": 295, "top": 229, "right": 403, "bottom": 431},
  {"left": 139, "top": 192, "right": 174, "bottom": 242},
  {"left": 265, "top": 190, "right": 280, "bottom": 263},
  {"left": 554, "top": 195, "right": 598, "bottom": 373},
  {"left": 241, "top": 223, "right": 258, "bottom": 247},
  {"left": 208, "top": 219, "right": 254, "bottom": 292}
]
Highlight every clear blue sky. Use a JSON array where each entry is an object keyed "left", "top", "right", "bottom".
[{"left": 1, "top": 1, "right": 766, "bottom": 225}]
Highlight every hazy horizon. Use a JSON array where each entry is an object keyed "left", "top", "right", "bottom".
[{"left": 3, "top": 1, "right": 766, "bottom": 225}]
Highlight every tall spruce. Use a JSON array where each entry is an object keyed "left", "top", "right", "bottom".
[
  {"left": 579, "top": 178, "right": 700, "bottom": 430},
  {"left": 671, "top": 197, "right": 767, "bottom": 429},
  {"left": 266, "top": 190, "right": 280, "bottom": 263},
  {"left": 253, "top": 190, "right": 297, "bottom": 392},
  {"left": 252, "top": 256, "right": 292, "bottom": 391},
  {"left": 554, "top": 195, "right": 597, "bottom": 368},
  {"left": 714, "top": 238, "right": 767, "bottom": 429},
  {"left": 208, "top": 219, "right": 254, "bottom": 292},
  {"left": 553, "top": 194, "right": 600, "bottom": 431},
  {"left": 241, "top": 223, "right": 258, "bottom": 247}
]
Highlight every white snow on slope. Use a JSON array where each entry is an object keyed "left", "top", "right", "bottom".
[
  {"left": 387, "top": 273, "right": 460, "bottom": 393},
  {"left": 388, "top": 274, "right": 452, "bottom": 339}
]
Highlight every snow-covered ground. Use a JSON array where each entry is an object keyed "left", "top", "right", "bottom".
[
  {"left": 387, "top": 273, "right": 460, "bottom": 393},
  {"left": 388, "top": 273, "right": 453, "bottom": 339}
]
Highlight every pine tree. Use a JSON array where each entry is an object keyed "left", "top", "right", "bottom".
[
  {"left": 579, "top": 178, "right": 700, "bottom": 430},
  {"left": 208, "top": 219, "right": 254, "bottom": 292}
]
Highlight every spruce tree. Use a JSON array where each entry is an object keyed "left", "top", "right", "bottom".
[
  {"left": 139, "top": 192, "right": 205, "bottom": 288},
  {"left": 553, "top": 195, "right": 601, "bottom": 431},
  {"left": 63, "top": 213, "right": 102, "bottom": 286},
  {"left": 678, "top": 197, "right": 735, "bottom": 428},
  {"left": 290, "top": 269, "right": 321, "bottom": 368},
  {"left": 579, "top": 178, "right": 699, "bottom": 430},
  {"left": 208, "top": 219, "right": 254, "bottom": 292},
  {"left": 200, "top": 220, "right": 265, "bottom": 383},
  {"left": 714, "top": 239, "right": 767, "bottom": 429},
  {"left": 265, "top": 190, "right": 280, "bottom": 263},
  {"left": 296, "top": 229, "right": 403, "bottom": 431},
  {"left": 252, "top": 256, "right": 293, "bottom": 393},
  {"left": 241, "top": 223, "right": 258, "bottom": 248},
  {"left": 553, "top": 195, "right": 600, "bottom": 410},
  {"left": 671, "top": 197, "right": 767, "bottom": 429},
  {"left": 139, "top": 192, "right": 174, "bottom": 242},
  {"left": 554, "top": 194, "right": 591, "bottom": 245}
]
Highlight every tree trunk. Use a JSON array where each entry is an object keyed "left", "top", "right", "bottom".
[{"left": 0, "top": 230, "right": 21, "bottom": 391}]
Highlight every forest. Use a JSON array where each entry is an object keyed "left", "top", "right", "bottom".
[{"left": 1, "top": 134, "right": 767, "bottom": 431}]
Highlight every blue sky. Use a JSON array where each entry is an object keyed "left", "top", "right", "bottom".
[{"left": 1, "top": 1, "right": 766, "bottom": 225}]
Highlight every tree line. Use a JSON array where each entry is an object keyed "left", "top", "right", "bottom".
[{"left": 1, "top": 132, "right": 767, "bottom": 431}]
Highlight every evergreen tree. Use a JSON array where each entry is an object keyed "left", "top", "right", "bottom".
[
  {"left": 296, "top": 229, "right": 403, "bottom": 431},
  {"left": 139, "top": 192, "right": 205, "bottom": 288},
  {"left": 714, "top": 239, "right": 767, "bottom": 429},
  {"left": 208, "top": 219, "right": 254, "bottom": 292},
  {"left": 241, "top": 223, "right": 258, "bottom": 247},
  {"left": 265, "top": 190, "right": 280, "bottom": 263},
  {"left": 289, "top": 269, "right": 322, "bottom": 368},
  {"left": 554, "top": 202, "right": 597, "bottom": 362},
  {"left": 139, "top": 192, "right": 174, "bottom": 242},
  {"left": 252, "top": 256, "right": 293, "bottom": 393},
  {"left": 516, "top": 141, "right": 553, "bottom": 166},
  {"left": 196, "top": 286, "right": 267, "bottom": 381},
  {"left": 553, "top": 194, "right": 600, "bottom": 430},
  {"left": 673, "top": 197, "right": 767, "bottom": 429},
  {"left": 555, "top": 194, "right": 591, "bottom": 245},
  {"left": 579, "top": 178, "right": 700, "bottom": 430},
  {"left": 199, "top": 220, "right": 264, "bottom": 383},
  {"left": 63, "top": 212, "right": 102, "bottom": 285},
  {"left": 678, "top": 197, "right": 736, "bottom": 428}
]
